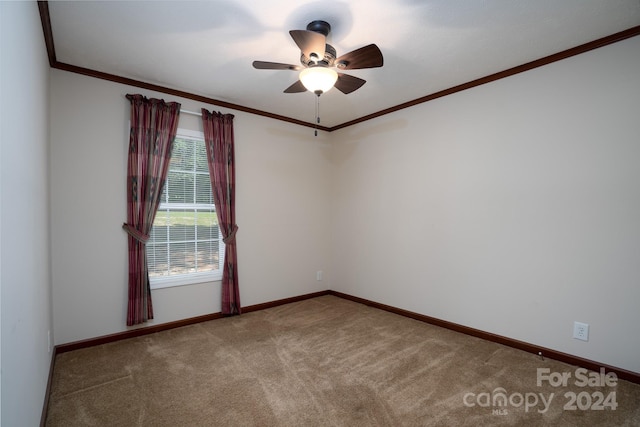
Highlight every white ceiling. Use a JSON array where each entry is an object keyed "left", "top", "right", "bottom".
[{"left": 47, "top": 1, "right": 640, "bottom": 128}]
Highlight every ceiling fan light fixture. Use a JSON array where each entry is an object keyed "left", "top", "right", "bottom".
[{"left": 299, "top": 66, "right": 338, "bottom": 94}]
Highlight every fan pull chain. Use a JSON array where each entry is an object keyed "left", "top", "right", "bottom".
[{"left": 314, "top": 93, "right": 320, "bottom": 136}]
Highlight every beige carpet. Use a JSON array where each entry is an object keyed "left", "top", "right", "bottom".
[{"left": 46, "top": 295, "right": 640, "bottom": 426}]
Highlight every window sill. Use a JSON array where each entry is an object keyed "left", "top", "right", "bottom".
[{"left": 150, "top": 272, "right": 223, "bottom": 290}]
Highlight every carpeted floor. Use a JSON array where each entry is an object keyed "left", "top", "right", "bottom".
[{"left": 46, "top": 295, "right": 640, "bottom": 426}]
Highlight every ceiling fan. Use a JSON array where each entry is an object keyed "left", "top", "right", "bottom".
[{"left": 252, "top": 20, "right": 384, "bottom": 96}]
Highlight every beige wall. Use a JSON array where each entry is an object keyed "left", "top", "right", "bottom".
[
  {"left": 50, "top": 70, "right": 332, "bottom": 344},
  {"left": 1, "top": 2, "right": 54, "bottom": 425},
  {"left": 330, "top": 36, "right": 640, "bottom": 373}
]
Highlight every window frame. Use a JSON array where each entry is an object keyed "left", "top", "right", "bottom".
[{"left": 147, "top": 128, "right": 225, "bottom": 290}]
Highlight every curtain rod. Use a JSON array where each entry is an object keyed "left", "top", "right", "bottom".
[{"left": 180, "top": 109, "right": 202, "bottom": 117}]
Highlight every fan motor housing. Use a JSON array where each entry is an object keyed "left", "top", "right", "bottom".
[{"left": 301, "top": 43, "right": 336, "bottom": 67}]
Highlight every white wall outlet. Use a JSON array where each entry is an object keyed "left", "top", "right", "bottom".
[
  {"left": 48, "top": 330, "right": 52, "bottom": 353},
  {"left": 316, "top": 271, "right": 323, "bottom": 281},
  {"left": 573, "top": 321, "right": 589, "bottom": 341}
]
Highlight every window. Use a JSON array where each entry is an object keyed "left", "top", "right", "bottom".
[{"left": 146, "top": 129, "right": 224, "bottom": 289}]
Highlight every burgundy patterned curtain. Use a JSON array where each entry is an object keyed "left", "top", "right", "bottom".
[
  {"left": 201, "top": 109, "right": 240, "bottom": 315},
  {"left": 122, "top": 94, "right": 180, "bottom": 326}
]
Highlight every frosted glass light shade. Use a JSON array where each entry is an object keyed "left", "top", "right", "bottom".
[{"left": 299, "top": 67, "right": 338, "bottom": 94}]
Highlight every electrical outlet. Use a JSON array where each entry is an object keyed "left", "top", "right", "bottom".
[
  {"left": 316, "top": 271, "right": 323, "bottom": 281},
  {"left": 573, "top": 322, "right": 589, "bottom": 341},
  {"left": 48, "top": 330, "right": 52, "bottom": 353}
]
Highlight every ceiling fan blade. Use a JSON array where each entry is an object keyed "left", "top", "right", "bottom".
[
  {"left": 253, "top": 61, "right": 302, "bottom": 71},
  {"left": 334, "top": 73, "right": 366, "bottom": 94},
  {"left": 335, "top": 44, "right": 384, "bottom": 70},
  {"left": 283, "top": 80, "right": 307, "bottom": 93},
  {"left": 289, "top": 30, "right": 326, "bottom": 61}
]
